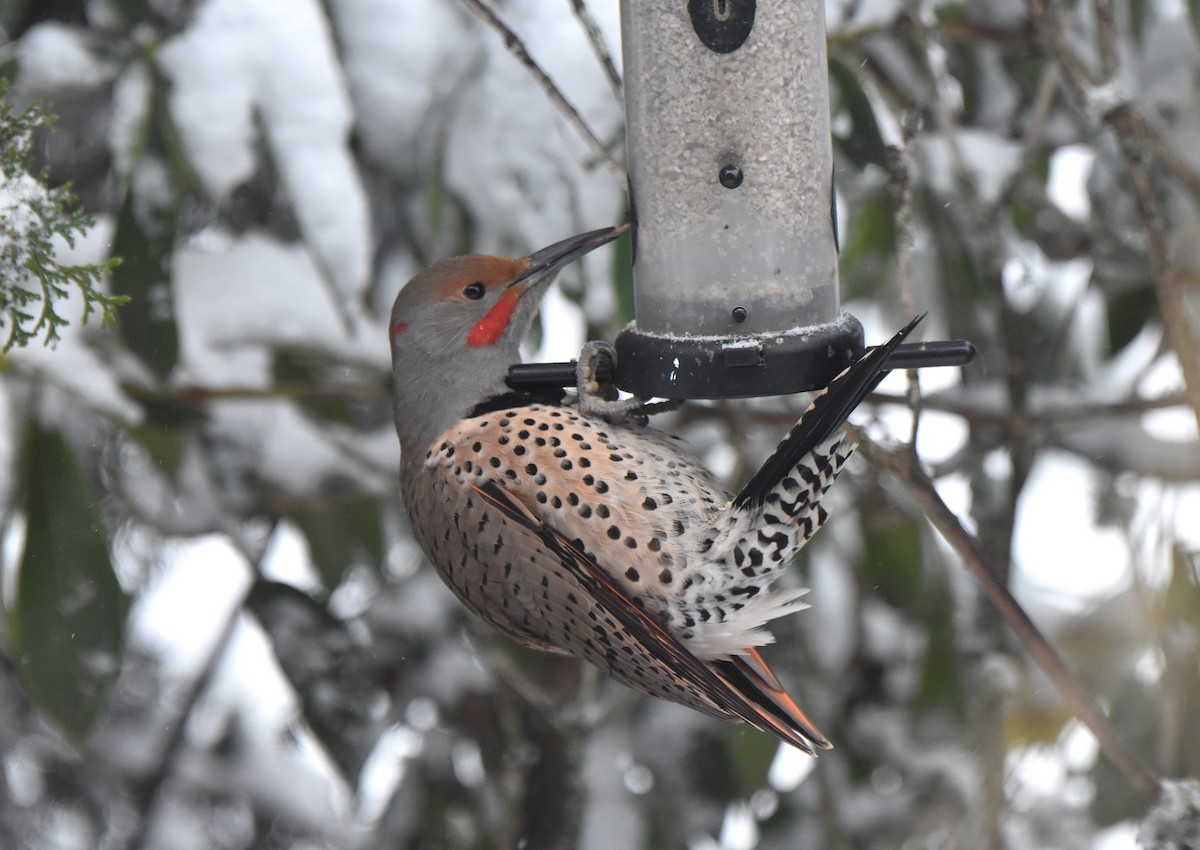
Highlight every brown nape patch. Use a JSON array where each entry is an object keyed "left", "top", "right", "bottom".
[{"left": 430, "top": 256, "right": 531, "bottom": 300}]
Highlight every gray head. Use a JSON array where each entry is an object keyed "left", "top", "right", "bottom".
[{"left": 389, "top": 226, "right": 625, "bottom": 461}]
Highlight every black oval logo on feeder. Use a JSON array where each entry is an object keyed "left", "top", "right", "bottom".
[{"left": 688, "top": 0, "right": 755, "bottom": 54}]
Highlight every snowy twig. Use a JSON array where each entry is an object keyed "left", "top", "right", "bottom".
[
  {"left": 122, "top": 381, "right": 387, "bottom": 405},
  {"left": 850, "top": 427, "right": 1164, "bottom": 802},
  {"left": 127, "top": 591, "right": 247, "bottom": 850},
  {"left": 460, "top": 0, "right": 626, "bottom": 178},
  {"left": 566, "top": 0, "right": 622, "bottom": 96},
  {"left": 828, "top": 14, "right": 1037, "bottom": 50},
  {"left": 124, "top": 380, "right": 1192, "bottom": 435},
  {"left": 1029, "top": 0, "right": 1200, "bottom": 436},
  {"left": 0, "top": 93, "right": 126, "bottom": 351},
  {"left": 884, "top": 120, "right": 923, "bottom": 447},
  {"left": 867, "top": 389, "right": 1191, "bottom": 424}
]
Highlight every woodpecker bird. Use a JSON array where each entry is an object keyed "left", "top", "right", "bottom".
[{"left": 390, "top": 226, "right": 918, "bottom": 753}]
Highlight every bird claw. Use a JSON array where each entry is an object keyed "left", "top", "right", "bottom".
[{"left": 575, "top": 341, "right": 678, "bottom": 425}]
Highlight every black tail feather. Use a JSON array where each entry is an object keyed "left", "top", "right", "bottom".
[{"left": 732, "top": 316, "right": 923, "bottom": 510}]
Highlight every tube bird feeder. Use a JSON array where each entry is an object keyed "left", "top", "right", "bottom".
[
  {"left": 612, "top": 0, "right": 861, "bottom": 399},
  {"left": 506, "top": 0, "right": 974, "bottom": 398}
]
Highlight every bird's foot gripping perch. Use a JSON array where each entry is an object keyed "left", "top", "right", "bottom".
[{"left": 574, "top": 340, "right": 681, "bottom": 425}]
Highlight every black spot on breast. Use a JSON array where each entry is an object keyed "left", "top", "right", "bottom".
[
  {"left": 643, "top": 497, "right": 657, "bottom": 510},
  {"left": 567, "top": 493, "right": 580, "bottom": 506},
  {"left": 625, "top": 567, "right": 640, "bottom": 581},
  {"left": 624, "top": 537, "right": 637, "bottom": 549},
  {"left": 607, "top": 526, "right": 621, "bottom": 539},
  {"left": 489, "top": 457, "right": 502, "bottom": 468},
  {"left": 596, "top": 504, "right": 610, "bottom": 519},
  {"left": 659, "top": 569, "right": 673, "bottom": 584},
  {"left": 526, "top": 463, "right": 538, "bottom": 475}
]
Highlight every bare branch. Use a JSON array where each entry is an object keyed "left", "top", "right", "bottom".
[
  {"left": 461, "top": 0, "right": 626, "bottom": 177},
  {"left": 851, "top": 427, "right": 1163, "bottom": 802},
  {"left": 128, "top": 591, "right": 247, "bottom": 850},
  {"left": 1029, "top": 0, "right": 1200, "bottom": 435},
  {"left": 566, "top": 0, "right": 622, "bottom": 97}
]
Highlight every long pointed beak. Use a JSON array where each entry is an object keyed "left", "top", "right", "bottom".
[{"left": 509, "top": 225, "right": 628, "bottom": 288}]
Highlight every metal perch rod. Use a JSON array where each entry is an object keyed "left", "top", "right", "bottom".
[{"left": 507, "top": 340, "right": 977, "bottom": 392}]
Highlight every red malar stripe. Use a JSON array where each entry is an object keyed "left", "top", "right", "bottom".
[{"left": 467, "top": 288, "right": 522, "bottom": 348}]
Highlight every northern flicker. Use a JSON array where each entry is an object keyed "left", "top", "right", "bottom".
[{"left": 390, "top": 226, "right": 918, "bottom": 753}]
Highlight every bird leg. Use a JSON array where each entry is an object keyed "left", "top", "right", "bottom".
[{"left": 574, "top": 340, "right": 680, "bottom": 425}]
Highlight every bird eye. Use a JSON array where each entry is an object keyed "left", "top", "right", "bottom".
[{"left": 463, "top": 281, "right": 486, "bottom": 300}]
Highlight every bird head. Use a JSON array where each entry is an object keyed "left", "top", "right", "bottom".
[{"left": 389, "top": 226, "right": 625, "bottom": 457}]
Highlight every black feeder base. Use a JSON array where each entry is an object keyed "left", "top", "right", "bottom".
[{"left": 612, "top": 313, "right": 864, "bottom": 400}]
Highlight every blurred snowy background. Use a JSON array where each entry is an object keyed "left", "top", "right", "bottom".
[{"left": 1, "top": 0, "right": 1199, "bottom": 848}]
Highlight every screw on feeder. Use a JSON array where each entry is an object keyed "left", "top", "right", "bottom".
[
  {"left": 719, "top": 164, "right": 744, "bottom": 189},
  {"left": 732, "top": 306, "right": 748, "bottom": 323}
]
